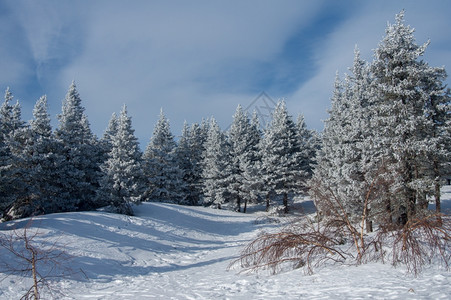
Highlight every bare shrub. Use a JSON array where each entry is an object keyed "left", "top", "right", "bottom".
[
  {"left": 308, "top": 178, "right": 367, "bottom": 260},
  {"left": 232, "top": 176, "right": 450, "bottom": 276},
  {"left": 230, "top": 218, "right": 347, "bottom": 275},
  {"left": 0, "top": 218, "right": 84, "bottom": 299},
  {"left": 372, "top": 214, "right": 450, "bottom": 275}
]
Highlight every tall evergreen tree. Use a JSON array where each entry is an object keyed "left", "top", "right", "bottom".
[
  {"left": 175, "top": 121, "right": 194, "bottom": 205},
  {"left": 261, "top": 101, "right": 306, "bottom": 213},
  {"left": 0, "top": 88, "right": 19, "bottom": 217},
  {"left": 201, "top": 118, "right": 233, "bottom": 208},
  {"left": 187, "top": 121, "right": 209, "bottom": 205},
  {"left": 227, "top": 105, "right": 249, "bottom": 212},
  {"left": 240, "top": 110, "right": 263, "bottom": 212},
  {"left": 309, "top": 74, "right": 347, "bottom": 217},
  {"left": 55, "top": 82, "right": 102, "bottom": 211},
  {"left": 295, "top": 114, "right": 317, "bottom": 181},
  {"left": 101, "top": 113, "right": 118, "bottom": 154},
  {"left": 312, "top": 11, "right": 450, "bottom": 229},
  {"left": 26, "top": 96, "right": 66, "bottom": 214},
  {"left": 6, "top": 96, "right": 72, "bottom": 219},
  {"left": 0, "top": 88, "right": 14, "bottom": 138},
  {"left": 228, "top": 105, "right": 262, "bottom": 212},
  {"left": 369, "top": 10, "right": 447, "bottom": 223},
  {"left": 144, "top": 109, "right": 186, "bottom": 203},
  {"left": 97, "top": 105, "right": 146, "bottom": 215},
  {"left": 421, "top": 64, "right": 450, "bottom": 214}
]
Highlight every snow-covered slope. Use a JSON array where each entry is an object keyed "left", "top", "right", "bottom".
[{"left": 1, "top": 193, "right": 450, "bottom": 299}]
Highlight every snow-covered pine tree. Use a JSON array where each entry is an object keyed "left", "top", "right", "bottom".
[
  {"left": 26, "top": 96, "right": 68, "bottom": 214},
  {"left": 261, "top": 100, "right": 306, "bottom": 214},
  {"left": 309, "top": 74, "right": 350, "bottom": 217},
  {"left": 97, "top": 105, "right": 146, "bottom": 215},
  {"left": 421, "top": 65, "right": 450, "bottom": 214},
  {"left": 369, "top": 10, "right": 447, "bottom": 224},
  {"left": 0, "top": 88, "right": 26, "bottom": 153},
  {"left": 295, "top": 114, "right": 318, "bottom": 181},
  {"left": 98, "top": 112, "right": 119, "bottom": 171},
  {"left": 345, "top": 48, "right": 377, "bottom": 229},
  {"left": 80, "top": 114, "right": 104, "bottom": 210},
  {"left": 54, "top": 82, "right": 102, "bottom": 211},
  {"left": 175, "top": 120, "right": 207, "bottom": 206},
  {"left": 227, "top": 105, "right": 262, "bottom": 212},
  {"left": 0, "top": 88, "right": 19, "bottom": 218},
  {"left": 101, "top": 113, "right": 118, "bottom": 154},
  {"left": 5, "top": 96, "right": 74, "bottom": 219},
  {"left": 201, "top": 118, "right": 233, "bottom": 208},
  {"left": 337, "top": 49, "right": 373, "bottom": 220},
  {"left": 0, "top": 89, "right": 38, "bottom": 220},
  {"left": 143, "top": 109, "right": 186, "bottom": 203},
  {"left": 0, "top": 88, "right": 14, "bottom": 137},
  {"left": 175, "top": 121, "right": 194, "bottom": 205},
  {"left": 228, "top": 105, "right": 248, "bottom": 212},
  {"left": 240, "top": 110, "right": 263, "bottom": 212},
  {"left": 311, "top": 50, "right": 377, "bottom": 227},
  {"left": 187, "top": 121, "right": 209, "bottom": 205}
]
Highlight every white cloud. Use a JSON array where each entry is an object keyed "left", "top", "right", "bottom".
[
  {"left": 56, "top": 1, "right": 325, "bottom": 143},
  {"left": 1, "top": 0, "right": 450, "bottom": 145}
]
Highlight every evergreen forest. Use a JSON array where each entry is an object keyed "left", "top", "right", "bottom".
[{"left": 0, "top": 11, "right": 449, "bottom": 232}]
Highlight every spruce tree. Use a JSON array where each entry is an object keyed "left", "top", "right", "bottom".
[
  {"left": 101, "top": 113, "right": 118, "bottom": 154},
  {"left": 0, "top": 88, "right": 18, "bottom": 217},
  {"left": 97, "top": 105, "right": 146, "bottom": 215},
  {"left": 0, "top": 88, "right": 14, "bottom": 138},
  {"left": 175, "top": 122, "right": 194, "bottom": 205},
  {"left": 309, "top": 74, "right": 347, "bottom": 217},
  {"left": 201, "top": 118, "right": 233, "bottom": 208},
  {"left": 187, "top": 121, "right": 208, "bottom": 205},
  {"left": 311, "top": 54, "right": 375, "bottom": 226},
  {"left": 424, "top": 83, "right": 450, "bottom": 214},
  {"left": 295, "top": 114, "right": 317, "bottom": 181},
  {"left": 228, "top": 105, "right": 262, "bottom": 212},
  {"left": 241, "top": 110, "right": 263, "bottom": 212},
  {"left": 369, "top": 11, "right": 447, "bottom": 223},
  {"left": 55, "top": 82, "right": 102, "bottom": 211},
  {"left": 143, "top": 109, "right": 186, "bottom": 203},
  {"left": 8, "top": 96, "right": 71, "bottom": 218},
  {"left": 261, "top": 101, "right": 306, "bottom": 213},
  {"left": 312, "top": 11, "right": 450, "bottom": 229},
  {"left": 228, "top": 105, "right": 248, "bottom": 212}
]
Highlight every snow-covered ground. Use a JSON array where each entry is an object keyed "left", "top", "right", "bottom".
[{"left": 1, "top": 187, "right": 450, "bottom": 299}]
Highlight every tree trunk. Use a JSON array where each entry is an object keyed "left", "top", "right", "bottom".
[
  {"left": 283, "top": 193, "right": 288, "bottom": 214},
  {"left": 366, "top": 219, "right": 373, "bottom": 233},
  {"left": 405, "top": 160, "right": 416, "bottom": 223},
  {"left": 266, "top": 193, "right": 270, "bottom": 212},
  {"left": 435, "top": 183, "right": 441, "bottom": 214},
  {"left": 365, "top": 208, "right": 373, "bottom": 233},
  {"left": 237, "top": 195, "right": 241, "bottom": 212},
  {"left": 434, "top": 159, "right": 441, "bottom": 214},
  {"left": 243, "top": 198, "right": 248, "bottom": 214},
  {"left": 407, "top": 194, "right": 416, "bottom": 223},
  {"left": 385, "top": 198, "right": 393, "bottom": 224}
]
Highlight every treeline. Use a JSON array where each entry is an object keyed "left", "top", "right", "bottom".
[
  {"left": 0, "top": 82, "right": 318, "bottom": 219},
  {"left": 310, "top": 11, "right": 450, "bottom": 229},
  {"left": 1, "top": 11, "right": 449, "bottom": 226}
]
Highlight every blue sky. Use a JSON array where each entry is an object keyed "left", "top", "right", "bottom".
[{"left": 1, "top": 0, "right": 450, "bottom": 146}]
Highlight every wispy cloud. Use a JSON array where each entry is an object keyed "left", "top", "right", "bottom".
[
  {"left": 57, "top": 0, "right": 325, "bottom": 143},
  {"left": 0, "top": 0, "right": 450, "bottom": 146}
]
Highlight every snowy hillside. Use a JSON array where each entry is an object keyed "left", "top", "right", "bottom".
[{"left": 1, "top": 190, "right": 450, "bottom": 299}]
